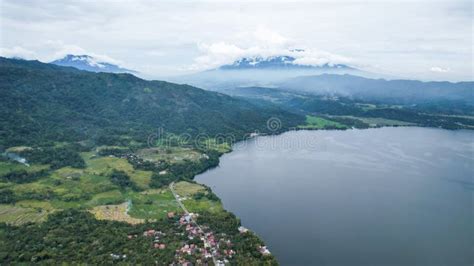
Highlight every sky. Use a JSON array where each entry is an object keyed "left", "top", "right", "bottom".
[{"left": 0, "top": 0, "right": 472, "bottom": 81}]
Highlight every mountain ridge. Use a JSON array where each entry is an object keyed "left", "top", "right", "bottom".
[
  {"left": 51, "top": 54, "right": 136, "bottom": 74},
  {"left": 0, "top": 57, "right": 303, "bottom": 148}
]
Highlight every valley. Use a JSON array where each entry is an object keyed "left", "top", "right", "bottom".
[{"left": 0, "top": 57, "right": 472, "bottom": 265}]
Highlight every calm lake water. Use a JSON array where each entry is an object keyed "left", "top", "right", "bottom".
[{"left": 195, "top": 127, "right": 473, "bottom": 266}]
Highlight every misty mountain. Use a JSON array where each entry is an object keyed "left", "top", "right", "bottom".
[
  {"left": 171, "top": 55, "right": 368, "bottom": 90},
  {"left": 51, "top": 54, "right": 136, "bottom": 74},
  {"left": 279, "top": 74, "right": 474, "bottom": 105},
  {"left": 219, "top": 55, "right": 353, "bottom": 70}
]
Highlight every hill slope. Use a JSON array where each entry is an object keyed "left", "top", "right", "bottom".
[{"left": 0, "top": 57, "right": 302, "bottom": 148}]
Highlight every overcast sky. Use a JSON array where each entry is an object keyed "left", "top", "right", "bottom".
[{"left": 0, "top": 0, "right": 472, "bottom": 81}]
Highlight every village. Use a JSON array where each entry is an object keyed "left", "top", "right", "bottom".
[
  {"left": 127, "top": 211, "right": 271, "bottom": 265},
  {"left": 119, "top": 181, "right": 272, "bottom": 265}
]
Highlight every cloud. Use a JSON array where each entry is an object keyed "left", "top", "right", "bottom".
[
  {"left": 1, "top": 1, "right": 471, "bottom": 80},
  {"left": 191, "top": 27, "right": 352, "bottom": 71},
  {"left": 253, "top": 25, "right": 289, "bottom": 47},
  {"left": 0, "top": 40, "right": 123, "bottom": 66},
  {"left": 0, "top": 46, "right": 36, "bottom": 59},
  {"left": 43, "top": 40, "right": 122, "bottom": 65},
  {"left": 429, "top": 66, "right": 451, "bottom": 73}
]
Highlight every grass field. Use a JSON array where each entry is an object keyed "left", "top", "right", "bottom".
[
  {"left": 182, "top": 198, "right": 223, "bottom": 213},
  {"left": 174, "top": 181, "right": 206, "bottom": 196},
  {"left": 299, "top": 115, "right": 348, "bottom": 129},
  {"left": 0, "top": 204, "right": 51, "bottom": 225},
  {"left": 1, "top": 148, "right": 226, "bottom": 225},
  {"left": 86, "top": 189, "right": 125, "bottom": 206},
  {"left": 0, "top": 161, "right": 49, "bottom": 176},
  {"left": 174, "top": 181, "right": 224, "bottom": 214},
  {"left": 127, "top": 189, "right": 181, "bottom": 220},
  {"left": 82, "top": 152, "right": 153, "bottom": 189}
]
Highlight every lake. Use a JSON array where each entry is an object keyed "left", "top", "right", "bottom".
[{"left": 195, "top": 127, "right": 473, "bottom": 266}]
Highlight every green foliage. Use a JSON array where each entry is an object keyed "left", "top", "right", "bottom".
[
  {"left": 149, "top": 172, "right": 176, "bottom": 188},
  {"left": 197, "top": 210, "right": 278, "bottom": 264},
  {"left": 0, "top": 57, "right": 303, "bottom": 148},
  {"left": 149, "top": 149, "right": 220, "bottom": 188},
  {"left": 299, "top": 115, "right": 348, "bottom": 129},
  {"left": 0, "top": 169, "right": 48, "bottom": 184},
  {"left": 0, "top": 210, "right": 181, "bottom": 264},
  {"left": 19, "top": 147, "right": 85, "bottom": 169},
  {"left": 193, "top": 189, "right": 220, "bottom": 202},
  {"left": 109, "top": 170, "right": 139, "bottom": 191},
  {"left": 0, "top": 189, "right": 15, "bottom": 203}
]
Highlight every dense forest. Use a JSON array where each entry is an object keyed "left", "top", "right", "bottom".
[
  {"left": 0, "top": 210, "right": 277, "bottom": 264},
  {"left": 0, "top": 57, "right": 303, "bottom": 149},
  {"left": 224, "top": 86, "right": 474, "bottom": 130}
]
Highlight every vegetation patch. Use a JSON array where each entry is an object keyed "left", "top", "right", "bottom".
[
  {"left": 127, "top": 189, "right": 180, "bottom": 220},
  {"left": 0, "top": 204, "right": 50, "bottom": 225},
  {"left": 347, "top": 116, "right": 416, "bottom": 127},
  {"left": 0, "top": 161, "right": 49, "bottom": 177},
  {"left": 82, "top": 154, "right": 152, "bottom": 189},
  {"left": 91, "top": 202, "right": 144, "bottom": 224},
  {"left": 137, "top": 147, "right": 203, "bottom": 164},
  {"left": 86, "top": 190, "right": 125, "bottom": 206},
  {"left": 18, "top": 147, "right": 86, "bottom": 169},
  {"left": 174, "top": 181, "right": 207, "bottom": 196},
  {"left": 299, "top": 115, "right": 348, "bottom": 129}
]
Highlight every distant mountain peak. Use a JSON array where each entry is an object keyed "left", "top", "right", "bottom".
[
  {"left": 51, "top": 54, "right": 135, "bottom": 74},
  {"left": 219, "top": 55, "right": 353, "bottom": 70}
]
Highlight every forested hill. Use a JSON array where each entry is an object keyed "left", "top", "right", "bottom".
[{"left": 0, "top": 57, "right": 303, "bottom": 148}]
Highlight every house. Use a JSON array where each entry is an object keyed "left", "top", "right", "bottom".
[
  {"left": 143, "top": 229, "right": 156, "bottom": 237},
  {"left": 184, "top": 214, "right": 192, "bottom": 223},
  {"left": 258, "top": 246, "right": 271, "bottom": 255},
  {"left": 238, "top": 226, "right": 249, "bottom": 233}
]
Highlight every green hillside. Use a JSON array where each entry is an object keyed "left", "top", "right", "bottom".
[
  {"left": 0, "top": 57, "right": 303, "bottom": 148},
  {"left": 0, "top": 58, "right": 290, "bottom": 264}
]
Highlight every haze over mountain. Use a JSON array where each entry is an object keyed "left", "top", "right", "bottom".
[
  {"left": 51, "top": 54, "right": 136, "bottom": 74},
  {"left": 172, "top": 54, "right": 370, "bottom": 90},
  {"left": 278, "top": 74, "right": 474, "bottom": 105},
  {"left": 219, "top": 55, "right": 353, "bottom": 70}
]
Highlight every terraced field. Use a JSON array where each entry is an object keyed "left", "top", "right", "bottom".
[
  {"left": 0, "top": 205, "right": 50, "bottom": 225},
  {"left": 1, "top": 146, "right": 225, "bottom": 225}
]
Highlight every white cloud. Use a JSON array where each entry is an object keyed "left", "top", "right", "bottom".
[
  {"left": 429, "top": 66, "right": 451, "bottom": 73},
  {"left": 0, "top": 46, "right": 36, "bottom": 59},
  {"left": 191, "top": 27, "right": 352, "bottom": 70},
  {"left": 0, "top": 1, "right": 472, "bottom": 80},
  {"left": 253, "top": 25, "right": 289, "bottom": 47},
  {"left": 43, "top": 40, "right": 122, "bottom": 65},
  {"left": 0, "top": 40, "right": 124, "bottom": 66}
]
